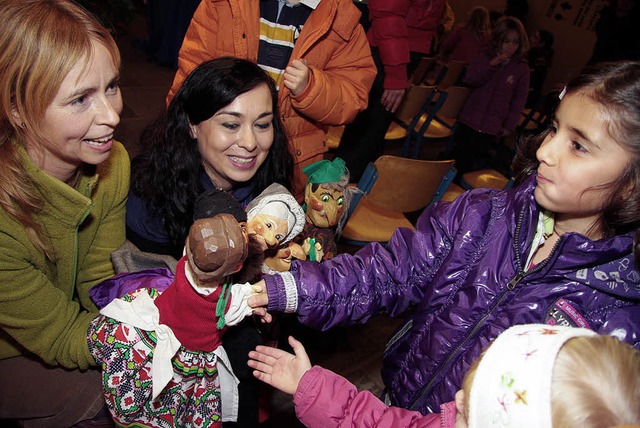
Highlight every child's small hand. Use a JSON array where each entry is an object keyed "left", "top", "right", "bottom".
[
  {"left": 490, "top": 53, "right": 510, "bottom": 67},
  {"left": 251, "top": 307, "right": 273, "bottom": 324},
  {"left": 248, "top": 280, "right": 270, "bottom": 322},
  {"left": 283, "top": 59, "right": 310, "bottom": 96},
  {"left": 248, "top": 336, "right": 312, "bottom": 395}
]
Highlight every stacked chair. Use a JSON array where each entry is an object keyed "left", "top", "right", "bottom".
[
  {"left": 383, "top": 57, "right": 470, "bottom": 159},
  {"left": 340, "top": 155, "right": 456, "bottom": 245}
]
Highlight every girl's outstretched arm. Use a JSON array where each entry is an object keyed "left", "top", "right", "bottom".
[{"left": 248, "top": 336, "right": 312, "bottom": 395}]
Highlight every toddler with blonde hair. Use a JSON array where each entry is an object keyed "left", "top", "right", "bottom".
[{"left": 249, "top": 324, "right": 640, "bottom": 427}]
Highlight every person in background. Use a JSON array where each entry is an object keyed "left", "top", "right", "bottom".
[
  {"left": 249, "top": 325, "right": 640, "bottom": 427},
  {"left": 0, "top": 1, "right": 128, "bottom": 426},
  {"left": 248, "top": 60, "right": 640, "bottom": 415},
  {"left": 167, "top": 0, "right": 376, "bottom": 197},
  {"left": 432, "top": 1, "right": 455, "bottom": 56},
  {"left": 139, "top": 0, "right": 201, "bottom": 68},
  {"left": 438, "top": 6, "right": 490, "bottom": 64},
  {"left": 126, "top": 56, "right": 293, "bottom": 428},
  {"left": 526, "top": 29, "right": 554, "bottom": 108},
  {"left": 336, "top": 0, "right": 446, "bottom": 182},
  {"left": 451, "top": 16, "right": 530, "bottom": 176}
]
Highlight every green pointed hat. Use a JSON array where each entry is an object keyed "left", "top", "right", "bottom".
[{"left": 303, "top": 157, "right": 347, "bottom": 185}]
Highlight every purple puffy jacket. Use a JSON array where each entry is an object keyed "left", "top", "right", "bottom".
[{"left": 264, "top": 175, "right": 640, "bottom": 413}]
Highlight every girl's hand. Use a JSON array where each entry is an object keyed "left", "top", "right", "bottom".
[
  {"left": 248, "top": 280, "right": 269, "bottom": 313},
  {"left": 248, "top": 336, "right": 312, "bottom": 395},
  {"left": 490, "top": 53, "right": 510, "bottom": 67},
  {"left": 283, "top": 59, "right": 310, "bottom": 96}
]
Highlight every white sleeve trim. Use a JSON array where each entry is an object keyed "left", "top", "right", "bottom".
[{"left": 280, "top": 271, "right": 298, "bottom": 313}]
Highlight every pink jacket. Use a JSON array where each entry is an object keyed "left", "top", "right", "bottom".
[{"left": 293, "top": 366, "right": 457, "bottom": 427}]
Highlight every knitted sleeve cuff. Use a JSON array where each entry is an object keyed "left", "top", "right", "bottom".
[{"left": 265, "top": 271, "right": 298, "bottom": 313}]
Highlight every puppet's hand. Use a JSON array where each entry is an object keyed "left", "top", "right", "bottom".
[
  {"left": 248, "top": 336, "right": 312, "bottom": 395},
  {"left": 313, "top": 243, "right": 324, "bottom": 261},
  {"left": 302, "top": 238, "right": 324, "bottom": 262}
]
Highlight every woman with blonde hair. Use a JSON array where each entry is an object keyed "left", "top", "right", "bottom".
[{"left": 0, "top": 1, "right": 128, "bottom": 426}]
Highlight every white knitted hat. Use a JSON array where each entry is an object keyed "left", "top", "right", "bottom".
[{"left": 468, "top": 324, "right": 596, "bottom": 428}]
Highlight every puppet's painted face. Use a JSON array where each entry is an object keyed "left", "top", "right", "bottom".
[
  {"left": 247, "top": 213, "right": 288, "bottom": 250},
  {"left": 304, "top": 183, "right": 345, "bottom": 229},
  {"left": 263, "top": 242, "right": 306, "bottom": 272}
]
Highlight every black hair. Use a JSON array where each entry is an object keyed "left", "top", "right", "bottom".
[
  {"left": 193, "top": 189, "right": 247, "bottom": 223},
  {"left": 131, "top": 57, "right": 294, "bottom": 254}
]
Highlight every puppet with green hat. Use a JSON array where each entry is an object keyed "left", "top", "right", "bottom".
[{"left": 295, "top": 157, "right": 354, "bottom": 261}]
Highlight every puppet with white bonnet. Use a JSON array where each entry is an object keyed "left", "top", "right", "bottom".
[{"left": 246, "top": 183, "right": 306, "bottom": 272}]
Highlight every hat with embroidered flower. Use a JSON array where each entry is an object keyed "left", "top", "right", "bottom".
[{"left": 468, "top": 324, "right": 596, "bottom": 428}]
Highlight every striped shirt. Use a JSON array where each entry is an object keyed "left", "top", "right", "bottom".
[{"left": 258, "top": 0, "right": 317, "bottom": 89}]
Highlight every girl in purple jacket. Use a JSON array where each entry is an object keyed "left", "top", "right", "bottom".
[
  {"left": 248, "top": 325, "right": 640, "bottom": 427},
  {"left": 451, "top": 16, "right": 530, "bottom": 175},
  {"left": 248, "top": 61, "right": 640, "bottom": 414}
]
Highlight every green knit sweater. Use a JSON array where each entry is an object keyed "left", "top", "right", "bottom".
[{"left": 0, "top": 141, "right": 129, "bottom": 369}]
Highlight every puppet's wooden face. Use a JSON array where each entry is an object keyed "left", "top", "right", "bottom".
[
  {"left": 304, "top": 183, "right": 345, "bottom": 229},
  {"left": 263, "top": 242, "right": 306, "bottom": 272},
  {"left": 247, "top": 213, "right": 289, "bottom": 250}
]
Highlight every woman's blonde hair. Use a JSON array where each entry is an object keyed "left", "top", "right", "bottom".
[
  {"left": 0, "top": 0, "right": 120, "bottom": 257},
  {"left": 462, "top": 334, "right": 640, "bottom": 427}
]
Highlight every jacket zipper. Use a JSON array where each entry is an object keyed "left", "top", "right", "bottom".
[{"left": 407, "top": 205, "right": 560, "bottom": 411}]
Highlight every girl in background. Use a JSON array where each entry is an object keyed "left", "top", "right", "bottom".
[
  {"left": 527, "top": 29, "right": 555, "bottom": 108},
  {"left": 451, "top": 16, "right": 530, "bottom": 175}
]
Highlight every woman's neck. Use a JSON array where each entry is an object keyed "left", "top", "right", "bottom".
[{"left": 203, "top": 162, "right": 232, "bottom": 192}]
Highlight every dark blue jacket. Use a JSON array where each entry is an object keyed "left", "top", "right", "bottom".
[{"left": 264, "top": 175, "right": 640, "bottom": 413}]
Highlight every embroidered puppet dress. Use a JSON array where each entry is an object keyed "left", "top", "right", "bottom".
[{"left": 88, "top": 209, "right": 254, "bottom": 428}]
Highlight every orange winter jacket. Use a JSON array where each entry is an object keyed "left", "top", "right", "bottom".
[{"left": 168, "top": 0, "right": 376, "bottom": 167}]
